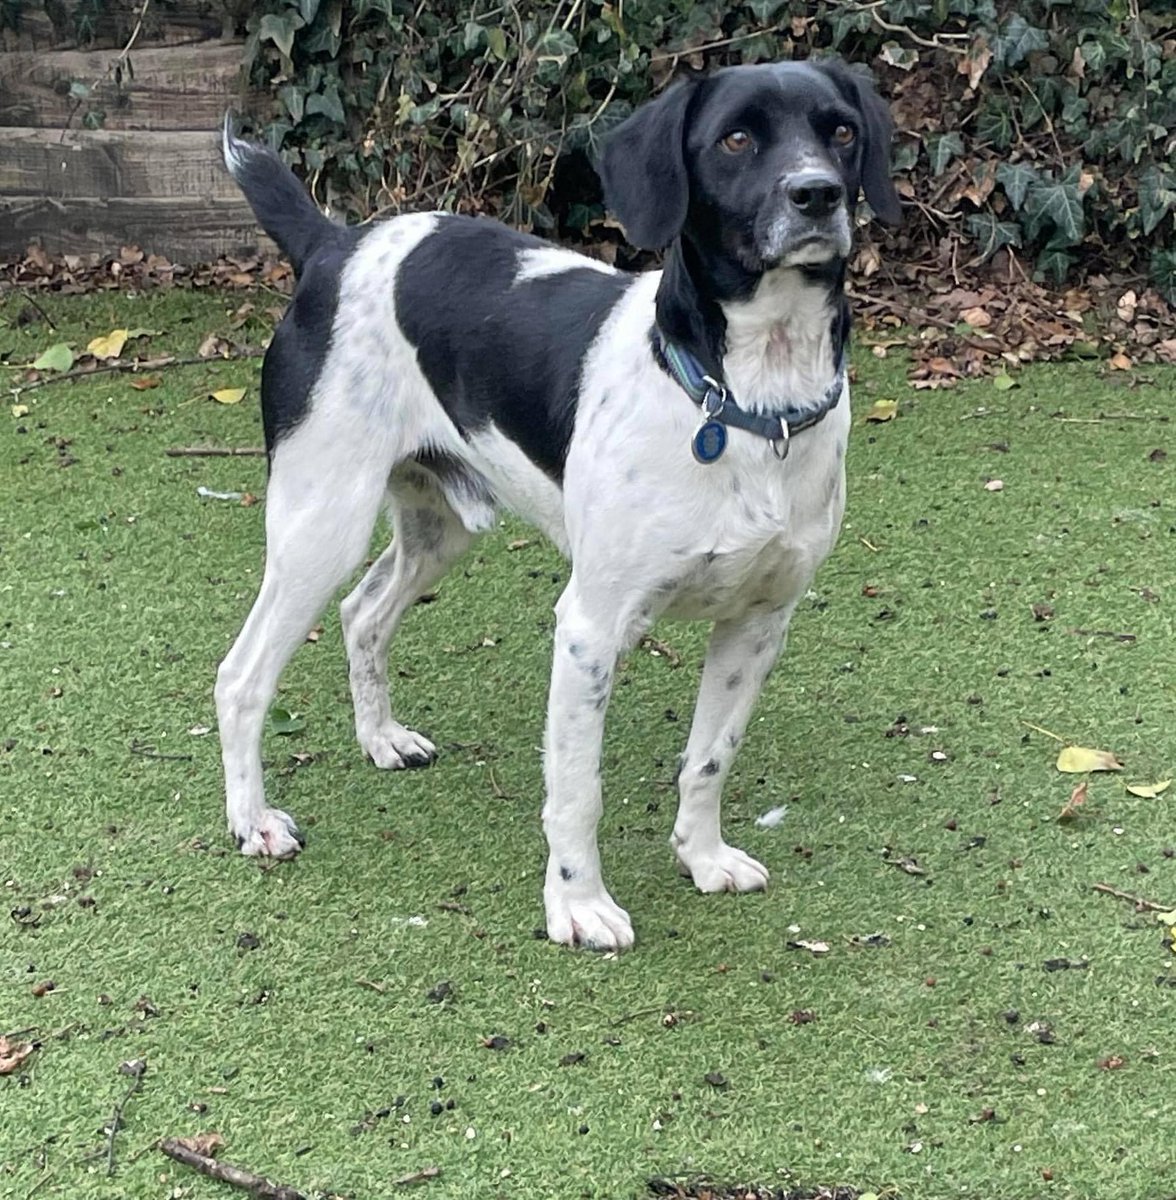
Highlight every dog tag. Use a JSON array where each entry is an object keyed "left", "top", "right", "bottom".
[{"left": 692, "top": 419, "right": 727, "bottom": 464}]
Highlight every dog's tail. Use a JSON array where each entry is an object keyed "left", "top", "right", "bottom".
[{"left": 222, "top": 115, "right": 334, "bottom": 277}]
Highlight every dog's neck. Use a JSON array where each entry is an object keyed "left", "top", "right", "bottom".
[{"left": 655, "top": 239, "right": 849, "bottom": 416}]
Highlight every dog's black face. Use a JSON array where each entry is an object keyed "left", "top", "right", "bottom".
[{"left": 599, "top": 60, "right": 900, "bottom": 274}]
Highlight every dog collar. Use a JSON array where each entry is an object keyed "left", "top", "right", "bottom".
[{"left": 656, "top": 334, "right": 846, "bottom": 465}]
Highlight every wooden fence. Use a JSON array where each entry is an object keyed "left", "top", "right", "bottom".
[{"left": 0, "top": 1, "right": 269, "bottom": 263}]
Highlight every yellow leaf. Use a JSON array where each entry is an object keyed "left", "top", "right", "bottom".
[
  {"left": 210, "top": 387, "right": 246, "bottom": 405},
  {"left": 11, "top": 404, "right": 29, "bottom": 418},
  {"left": 865, "top": 398, "right": 898, "bottom": 423},
  {"left": 1056, "top": 745, "right": 1123, "bottom": 773},
  {"left": 87, "top": 328, "right": 128, "bottom": 361},
  {"left": 1126, "top": 780, "right": 1171, "bottom": 798}
]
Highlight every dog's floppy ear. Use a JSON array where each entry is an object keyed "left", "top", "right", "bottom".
[
  {"left": 814, "top": 59, "right": 903, "bottom": 227},
  {"left": 597, "top": 79, "right": 698, "bottom": 251}
]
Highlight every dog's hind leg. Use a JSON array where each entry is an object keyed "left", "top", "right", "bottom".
[
  {"left": 340, "top": 464, "right": 473, "bottom": 769},
  {"left": 670, "top": 605, "right": 795, "bottom": 892},
  {"left": 216, "top": 432, "right": 392, "bottom": 857}
]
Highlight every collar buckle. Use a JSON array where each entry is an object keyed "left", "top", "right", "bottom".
[{"left": 700, "top": 376, "right": 727, "bottom": 419}]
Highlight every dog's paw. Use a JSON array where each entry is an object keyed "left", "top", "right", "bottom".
[
  {"left": 359, "top": 722, "right": 437, "bottom": 771},
  {"left": 545, "top": 885, "right": 634, "bottom": 951},
  {"left": 234, "top": 807, "right": 306, "bottom": 859},
  {"left": 674, "top": 839, "right": 769, "bottom": 893}
]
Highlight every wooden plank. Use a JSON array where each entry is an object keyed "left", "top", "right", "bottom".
[
  {"left": 0, "top": 194, "right": 276, "bottom": 262},
  {"left": 0, "top": 42, "right": 254, "bottom": 130},
  {"left": 0, "top": 127, "right": 240, "bottom": 198},
  {"left": 1, "top": 0, "right": 226, "bottom": 53}
]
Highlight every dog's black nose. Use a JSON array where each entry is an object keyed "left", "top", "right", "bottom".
[{"left": 786, "top": 172, "right": 844, "bottom": 219}]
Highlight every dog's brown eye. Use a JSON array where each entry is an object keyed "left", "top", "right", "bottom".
[
  {"left": 833, "top": 124, "right": 855, "bottom": 146},
  {"left": 721, "top": 130, "right": 752, "bottom": 154}
]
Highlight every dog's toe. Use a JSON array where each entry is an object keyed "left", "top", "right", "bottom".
[
  {"left": 546, "top": 890, "right": 634, "bottom": 952},
  {"left": 361, "top": 723, "right": 437, "bottom": 770},
  {"left": 234, "top": 807, "right": 305, "bottom": 859},
  {"left": 676, "top": 840, "right": 769, "bottom": 894}
]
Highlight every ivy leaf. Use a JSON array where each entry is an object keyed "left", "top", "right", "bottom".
[
  {"left": 746, "top": 0, "right": 787, "bottom": 19},
  {"left": 995, "top": 162, "right": 1039, "bottom": 211},
  {"left": 33, "top": 343, "right": 74, "bottom": 372},
  {"left": 927, "top": 132, "right": 964, "bottom": 176},
  {"left": 1139, "top": 166, "right": 1176, "bottom": 236},
  {"left": 966, "top": 213, "right": 1022, "bottom": 261},
  {"left": 306, "top": 81, "right": 345, "bottom": 125},
  {"left": 269, "top": 707, "right": 306, "bottom": 736},
  {"left": 1027, "top": 179, "right": 1085, "bottom": 245},
  {"left": 463, "top": 20, "right": 484, "bottom": 51},
  {"left": 258, "top": 11, "right": 303, "bottom": 59},
  {"left": 280, "top": 84, "right": 306, "bottom": 123},
  {"left": 1035, "top": 246, "right": 1075, "bottom": 283},
  {"left": 298, "top": 0, "right": 320, "bottom": 24},
  {"left": 992, "top": 14, "right": 1049, "bottom": 69},
  {"left": 880, "top": 42, "right": 920, "bottom": 72},
  {"left": 485, "top": 25, "right": 507, "bottom": 61}
]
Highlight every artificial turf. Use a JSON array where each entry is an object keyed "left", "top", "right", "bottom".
[{"left": 2, "top": 286, "right": 1176, "bottom": 1200}]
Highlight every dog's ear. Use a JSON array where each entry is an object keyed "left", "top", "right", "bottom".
[
  {"left": 597, "top": 79, "right": 698, "bottom": 251},
  {"left": 814, "top": 59, "right": 903, "bottom": 227}
]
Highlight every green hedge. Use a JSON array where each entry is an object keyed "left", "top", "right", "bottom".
[{"left": 39, "top": 1, "right": 1171, "bottom": 297}]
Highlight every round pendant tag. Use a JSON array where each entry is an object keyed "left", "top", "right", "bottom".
[{"left": 692, "top": 419, "right": 727, "bottom": 464}]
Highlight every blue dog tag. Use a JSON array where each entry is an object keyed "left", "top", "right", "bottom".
[{"left": 692, "top": 419, "right": 727, "bottom": 464}]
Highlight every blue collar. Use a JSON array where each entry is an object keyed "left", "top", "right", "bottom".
[{"left": 656, "top": 332, "right": 846, "bottom": 465}]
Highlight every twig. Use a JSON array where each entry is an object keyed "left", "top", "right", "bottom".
[
  {"left": 106, "top": 1061, "right": 146, "bottom": 1176},
  {"left": 1021, "top": 720, "right": 1066, "bottom": 744},
  {"left": 129, "top": 742, "right": 193, "bottom": 762},
  {"left": 1093, "top": 882, "right": 1173, "bottom": 913},
  {"left": 8, "top": 349, "right": 264, "bottom": 396},
  {"left": 639, "top": 635, "right": 682, "bottom": 667},
  {"left": 158, "top": 1139, "right": 305, "bottom": 1199},
  {"left": 488, "top": 766, "right": 511, "bottom": 800},
  {"left": 24, "top": 1171, "right": 56, "bottom": 1200},
  {"left": 393, "top": 1166, "right": 442, "bottom": 1186},
  {"left": 649, "top": 23, "right": 785, "bottom": 64},
  {"left": 1069, "top": 628, "right": 1137, "bottom": 644},
  {"left": 13, "top": 291, "right": 56, "bottom": 330},
  {"left": 858, "top": 536, "right": 880, "bottom": 552},
  {"left": 166, "top": 446, "right": 267, "bottom": 458}
]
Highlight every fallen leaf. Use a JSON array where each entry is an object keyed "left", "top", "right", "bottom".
[
  {"left": 11, "top": 404, "right": 29, "bottom": 417},
  {"left": 992, "top": 372, "right": 1019, "bottom": 391},
  {"left": 171, "top": 1132, "right": 225, "bottom": 1157},
  {"left": 1097, "top": 1055, "right": 1126, "bottom": 1070},
  {"left": 865, "top": 398, "right": 898, "bottom": 423},
  {"left": 268, "top": 707, "right": 306, "bottom": 735},
  {"left": 87, "top": 328, "right": 128, "bottom": 360},
  {"left": 1126, "top": 780, "right": 1171, "bottom": 798},
  {"left": 1109, "top": 352, "right": 1133, "bottom": 371},
  {"left": 506, "top": 538, "right": 531, "bottom": 551},
  {"left": 0, "top": 1037, "right": 35, "bottom": 1075},
  {"left": 1059, "top": 779, "right": 1087, "bottom": 822},
  {"left": 786, "top": 938, "right": 830, "bottom": 955},
  {"left": 984, "top": 479, "right": 1004, "bottom": 491},
  {"left": 210, "top": 387, "right": 246, "bottom": 405},
  {"left": 1057, "top": 746, "right": 1123, "bottom": 773},
  {"left": 33, "top": 342, "right": 74, "bottom": 373},
  {"left": 961, "top": 306, "right": 992, "bottom": 328},
  {"left": 198, "top": 333, "right": 231, "bottom": 358},
  {"left": 129, "top": 375, "right": 162, "bottom": 391}
]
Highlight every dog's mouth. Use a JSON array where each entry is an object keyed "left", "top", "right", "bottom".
[{"left": 754, "top": 211, "right": 852, "bottom": 272}]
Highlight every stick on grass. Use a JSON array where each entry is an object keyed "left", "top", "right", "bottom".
[{"left": 158, "top": 1139, "right": 306, "bottom": 1200}]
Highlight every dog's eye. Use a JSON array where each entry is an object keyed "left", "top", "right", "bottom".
[
  {"left": 720, "top": 130, "right": 753, "bottom": 154},
  {"left": 833, "top": 124, "right": 856, "bottom": 146}
]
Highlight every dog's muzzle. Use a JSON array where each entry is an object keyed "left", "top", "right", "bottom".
[{"left": 759, "top": 168, "right": 852, "bottom": 266}]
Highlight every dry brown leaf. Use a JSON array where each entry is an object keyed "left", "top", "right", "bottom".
[
  {"left": 1109, "top": 352, "right": 1133, "bottom": 371},
  {"left": 1059, "top": 778, "right": 1087, "bottom": 821},
  {"left": 0, "top": 1036, "right": 35, "bottom": 1075},
  {"left": 170, "top": 1132, "right": 225, "bottom": 1157},
  {"left": 961, "top": 306, "right": 992, "bottom": 328},
  {"left": 129, "top": 376, "right": 162, "bottom": 391}
]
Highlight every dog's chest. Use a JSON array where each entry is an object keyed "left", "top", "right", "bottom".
[{"left": 664, "top": 422, "right": 847, "bottom": 621}]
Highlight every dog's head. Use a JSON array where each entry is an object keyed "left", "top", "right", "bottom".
[{"left": 598, "top": 60, "right": 901, "bottom": 276}]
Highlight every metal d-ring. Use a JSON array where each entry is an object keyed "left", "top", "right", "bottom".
[
  {"left": 770, "top": 422, "right": 790, "bottom": 461},
  {"left": 700, "top": 375, "right": 727, "bottom": 419}
]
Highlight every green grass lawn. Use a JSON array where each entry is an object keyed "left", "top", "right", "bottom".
[{"left": 3, "top": 286, "right": 1176, "bottom": 1200}]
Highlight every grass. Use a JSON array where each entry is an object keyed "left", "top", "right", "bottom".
[{"left": 2, "top": 285, "right": 1176, "bottom": 1200}]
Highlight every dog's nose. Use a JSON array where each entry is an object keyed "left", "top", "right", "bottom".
[{"left": 786, "top": 172, "right": 844, "bottom": 219}]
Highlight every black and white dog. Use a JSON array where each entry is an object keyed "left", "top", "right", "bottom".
[{"left": 217, "top": 59, "right": 901, "bottom": 950}]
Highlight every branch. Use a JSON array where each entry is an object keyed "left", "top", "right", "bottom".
[
  {"left": 106, "top": 1060, "right": 146, "bottom": 1176},
  {"left": 166, "top": 446, "right": 266, "bottom": 458},
  {"left": 1093, "top": 882, "right": 1173, "bottom": 913},
  {"left": 158, "top": 1139, "right": 306, "bottom": 1200},
  {"left": 8, "top": 348, "right": 264, "bottom": 396}
]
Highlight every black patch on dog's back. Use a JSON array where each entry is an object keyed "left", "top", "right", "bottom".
[
  {"left": 395, "top": 217, "right": 633, "bottom": 481},
  {"left": 262, "top": 227, "right": 361, "bottom": 453}
]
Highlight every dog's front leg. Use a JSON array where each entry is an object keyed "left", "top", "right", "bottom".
[
  {"left": 541, "top": 584, "right": 634, "bottom": 950},
  {"left": 672, "top": 606, "right": 795, "bottom": 892}
]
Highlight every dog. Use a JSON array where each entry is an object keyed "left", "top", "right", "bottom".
[{"left": 216, "top": 58, "right": 901, "bottom": 950}]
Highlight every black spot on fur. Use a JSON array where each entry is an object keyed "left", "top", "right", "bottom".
[
  {"left": 396, "top": 218, "right": 634, "bottom": 480},
  {"left": 726, "top": 670, "right": 744, "bottom": 690},
  {"left": 701, "top": 758, "right": 720, "bottom": 776},
  {"left": 559, "top": 865, "right": 575, "bottom": 882}
]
